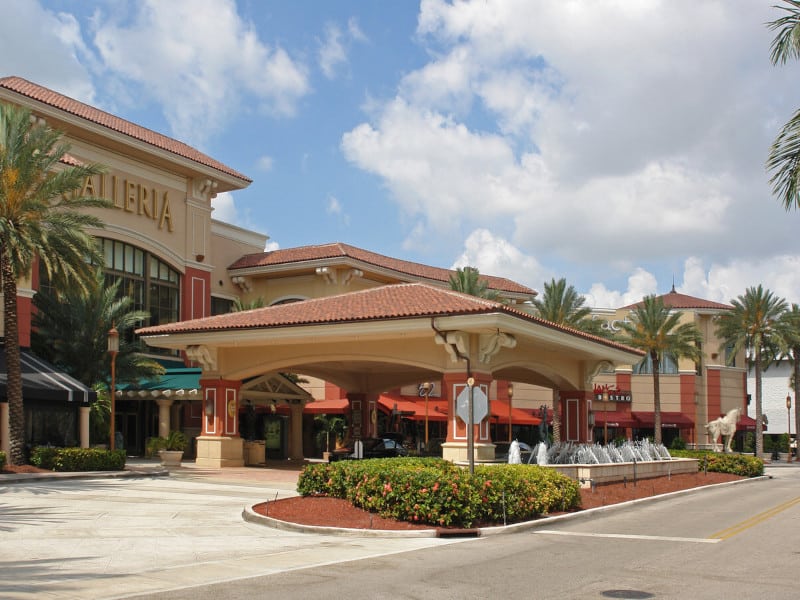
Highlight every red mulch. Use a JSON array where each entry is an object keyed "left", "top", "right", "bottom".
[
  {"left": 1, "top": 464, "right": 51, "bottom": 474},
  {"left": 254, "top": 471, "right": 744, "bottom": 530}
]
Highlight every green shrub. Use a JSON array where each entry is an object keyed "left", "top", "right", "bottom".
[
  {"left": 0, "top": 451, "right": 6, "bottom": 471},
  {"left": 669, "top": 437, "right": 686, "bottom": 450},
  {"left": 670, "top": 449, "right": 764, "bottom": 477},
  {"left": 297, "top": 458, "right": 580, "bottom": 528},
  {"left": 30, "top": 447, "right": 126, "bottom": 472}
]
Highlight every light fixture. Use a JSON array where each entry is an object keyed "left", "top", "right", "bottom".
[{"left": 507, "top": 383, "right": 514, "bottom": 442}]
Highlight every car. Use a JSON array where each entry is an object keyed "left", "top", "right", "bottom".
[
  {"left": 493, "top": 441, "right": 534, "bottom": 463},
  {"left": 329, "top": 437, "right": 409, "bottom": 461}
]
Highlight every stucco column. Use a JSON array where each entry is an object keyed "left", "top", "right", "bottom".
[
  {"left": 289, "top": 402, "right": 304, "bottom": 460},
  {"left": 1, "top": 401, "right": 9, "bottom": 455},
  {"left": 196, "top": 378, "right": 243, "bottom": 468},
  {"left": 79, "top": 406, "right": 90, "bottom": 448},
  {"left": 156, "top": 398, "right": 174, "bottom": 438},
  {"left": 441, "top": 371, "right": 495, "bottom": 463}
]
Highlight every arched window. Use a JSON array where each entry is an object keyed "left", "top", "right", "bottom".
[
  {"left": 632, "top": 353, "right": 679, "bottom": 375},
  {"left": 98, "top": 238, "right": 180, "bottom": 328}
]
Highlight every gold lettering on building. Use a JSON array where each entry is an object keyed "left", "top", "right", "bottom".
[{"left": 82, "top": 174, "right": 175, "bottom": 233}]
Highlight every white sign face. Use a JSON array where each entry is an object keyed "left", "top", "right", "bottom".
[{"left": 456, "top": 385, "right": 489, "bottom": 423}]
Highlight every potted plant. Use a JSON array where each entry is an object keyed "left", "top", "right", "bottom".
[{"left": 146, "top": 430, "right": 189, "bottom": 467}]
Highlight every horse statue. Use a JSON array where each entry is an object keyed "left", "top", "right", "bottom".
[{"left": 705, "top": 408, "right": 741, "bottom": 453}]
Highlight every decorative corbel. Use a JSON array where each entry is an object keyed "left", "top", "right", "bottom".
[
  {"left": 186, "top": 344, "right": 217, "bottom": 371},
  {"left": 342, "top": 268, "right": 364, "bottom": 285},
  {"left": 231, "top": 276, "right": 252, "bottom": 293},
  {"left": 434, "top": 330, "right": 469, "bottom": 363},
  {"left": 584, "top": 360, "right": 615, "bottom": 388},
  {"left": 478, "top": 332, "right": 516, "bottom": 364},
  {"left": 315, "top": 266, "right": 337, "bottom": 284}
]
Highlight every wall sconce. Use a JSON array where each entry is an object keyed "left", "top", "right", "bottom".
[
  {"left": 270, "top": 400, "right": 277, "bottom": 414},
  {"left": 195, "top": 254, "right": 205, "bottom": 262}
]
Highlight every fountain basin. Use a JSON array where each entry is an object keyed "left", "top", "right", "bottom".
[{"left": 548, "top": 458, "right": 698, "bottom": 488}]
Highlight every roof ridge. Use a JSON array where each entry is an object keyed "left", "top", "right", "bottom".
[{"left": 0, "top": 75, "right": 251, "bottom": 184}]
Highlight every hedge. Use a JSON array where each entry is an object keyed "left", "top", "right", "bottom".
[
  {"left": 0, "top": 451, "right": 5, "bottom": 471},
  {"left": 670, "top": 449, "right": 764, "bottom": 477},
  {"left": 297, "top": 458, "right": 580, "bottom": 528},
  {"left": 30, "top": 447, "right": 127, "bottom": 472}
]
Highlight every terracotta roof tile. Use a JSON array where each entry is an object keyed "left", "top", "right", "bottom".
[
  {"left": 137, "top": 282, "right": 641, "bottom": 355},
  {"left": 0, "top": 76, "right": 251, "bottom": 183},
  {"left": 622, "top": 289, "right": 731, "bottom": 311},
  {"left": 229, "top": 242, "right": 535, "bottom": 296}
]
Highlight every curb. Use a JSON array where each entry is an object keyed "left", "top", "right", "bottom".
[
  {"left": 242, "top": 475, "right": 770, "bottom": 539},
  {"left": 0, "top": 468, "right": 170, "bottom": 484}
]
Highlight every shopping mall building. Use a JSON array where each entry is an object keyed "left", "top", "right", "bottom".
[{"left": 0, "top": 76, "right": 753, "bottom": 467}]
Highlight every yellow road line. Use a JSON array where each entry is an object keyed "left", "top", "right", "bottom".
[{"left": 710, "top": 496, "right": 800, "bottom": 540}]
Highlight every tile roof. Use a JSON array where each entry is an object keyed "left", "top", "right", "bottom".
[
  {"left": 137, "top": 282, "right": 640, "bottom": 355},
  {"left": 0, "top": 76, "right": 251, "bottom": 184},
  {"left": 622, "top": 288, "right": 731, "bottom": 311},
  {"left": 229, "top": 242, "right": 536, "bottom": 296}
]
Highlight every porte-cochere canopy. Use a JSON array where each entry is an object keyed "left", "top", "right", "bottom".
[{"left": 137, "top": 283, "right": 643, "bottom": 465}]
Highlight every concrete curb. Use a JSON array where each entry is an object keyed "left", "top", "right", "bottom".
[
  {"left": 243, "top": 475, "right": 771, "bottom": 539},
  {"left": 0, "top": 468, "right": 170, "bottom": 484}
]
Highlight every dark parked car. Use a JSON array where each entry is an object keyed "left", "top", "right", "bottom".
[{"left": 329, "top": 437, "right": 409, "bottom": 461}]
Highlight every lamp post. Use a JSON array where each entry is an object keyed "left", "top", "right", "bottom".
[
  {"left": 602, "top": 389, "right": 609, "bottom": 446},
  {"left": 507, "top": 383, "right": 514, "bottom": 442},
  {"left": 107, "top": 325, "right": 119, "bottom": 450},
  {"left": 421, "top": 382, "right": 432, "bottom": 449},
  {"left": 787, "top": 394, "right": 792, "bottom": 463}
]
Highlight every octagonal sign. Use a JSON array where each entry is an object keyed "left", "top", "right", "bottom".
[{"left": 456, "top": 385, "right": 489, "bottom": 424}]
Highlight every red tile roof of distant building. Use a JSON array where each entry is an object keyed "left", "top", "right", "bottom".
[
  {"left": 229, "top": 242, "right": 535, "bottom": 296},
  {"left": 622, "top": 286, "right": 732, "bottom": 310},
  {"left": 0, "top": 76, "right": 251, "bottom": 183}
]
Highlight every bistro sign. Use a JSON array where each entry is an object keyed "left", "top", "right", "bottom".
[{"left": 594, "top": 391, "right": 632, "bottom": 403}]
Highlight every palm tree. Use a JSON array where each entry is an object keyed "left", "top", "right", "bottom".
[
  {"left": 616, "top": 295, "right": 702, "bottom": 445},
  {"left": 31, "top": 269, "right": 164, "bottom": 389},
  {"left": 767, "top": 0, "right": 800, "bottom": 210},
  {"left": 531, "top": 277, "right": 608, "bottom": 336},
  {"left": 777, "top": 303, "right": 800, "bottom": 454},
  {"left": 715, "top": 285, "right": 788, "bottom": 457},
  {"left": 448, "top": 266, "right": 499, "bottom": 300},
  {"left": 0, "top": 103, "right": 109, "bottom": 464},
  {"left": 232, "top": 296, "right": 266, "bottom": 311}
]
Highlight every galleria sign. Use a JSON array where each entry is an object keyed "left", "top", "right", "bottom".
[{"left": 81, "top": 174, "right": 174, "bottom": 232}]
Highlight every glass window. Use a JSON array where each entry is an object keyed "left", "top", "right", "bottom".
[{"left": 633, "top": 353, "right": 678, "bottom": 374}]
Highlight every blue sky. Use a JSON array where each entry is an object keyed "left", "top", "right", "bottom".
[{"left": 3, "top": 0, "right": 800, "bottom": 308}]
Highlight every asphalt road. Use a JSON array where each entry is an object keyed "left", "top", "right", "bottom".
[{"left": 1, "top": 466, "right": 798, "bottom": 599}]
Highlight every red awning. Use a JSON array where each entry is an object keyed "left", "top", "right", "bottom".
[
  {"left": 632, "top": 411, "right": 694, "bottom": 428},
  {"left": 378, "top": 396, "right": 448, "bottom": 421},
  {"left": 737, "top": 414, "right": 761, "bottom": 431},
  {"left": 594, "top": 410, "right": 637, "bottom": 428},
  {"left": 303, "top": 398, "right": 349, "bottom": 414},
  {"left": 489, "top": 400, "right": 542, "bottom": 425}
]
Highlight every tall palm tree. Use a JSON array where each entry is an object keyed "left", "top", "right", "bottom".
[
  {"left": 530, "top": 277, "right": 606, "bottom": 444},
  {"left": 715, "top": 285, "right": 788, "bottom": 457},
  {"left": 448, "top": 266, "right": 499, "bottom": 300},
  {"left": 616, "top": 295, "right": 702, "bottom": 445},
  {"left": 531, "top": 277, "right": 608, "bottom": 336},
  {"left": 0, "top": 103, "right": 109, "bottom": 465},
  {"left": 777, "top": 303, "right": 800, "bottom": 454},
  {"left": 767, "top": 0, "right": 800, "bottom": 210},
  {"left": 31, "top": 269, "right": 164, "bottom": 389}
]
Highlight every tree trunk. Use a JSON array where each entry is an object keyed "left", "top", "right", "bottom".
[
  {"left": 754, "top": 351, "right": 763, "bottom": 457},
  {"left": 1, "top": 251, "right": 24, "bottom": 465},
  {"left": 551, "top": 388, "right": 561, "bottom": 444},
  {"left": 652, "top": 352, "right": 662, "bottom": 446}
]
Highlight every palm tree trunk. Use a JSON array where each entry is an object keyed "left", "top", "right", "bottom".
[
  {"left": 1, "top": 251, "right": 25, "bottom": 465},
  {"left": 652, "top": 352, "right": 662, "bottom": 446},
  {"left": 551, "top": 388, "right": 561, "bottom": 444},
  {"left": 754, "top": 352, "right": 764, "bottom": 457}
]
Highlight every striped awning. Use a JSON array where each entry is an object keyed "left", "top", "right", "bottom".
[{"left": 0, "top": 347, "right": 95, "bottom": 404}]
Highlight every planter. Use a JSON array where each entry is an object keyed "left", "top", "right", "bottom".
[{"left": 158, "top": 450, "right": 184, "bottom": 467}]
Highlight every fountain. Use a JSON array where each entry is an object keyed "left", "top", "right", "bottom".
[{"left": 524, "top": 440, "right": 697, "bottom": 487}]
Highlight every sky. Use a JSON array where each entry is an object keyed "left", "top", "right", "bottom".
[{"left": 3, "top": 0, "right": 800, "bottom": 309}]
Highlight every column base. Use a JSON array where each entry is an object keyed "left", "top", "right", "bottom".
[
  {"left": 195, "top": 436, "right": 245, "bottom": 468},
  {"left": 441, "top": 441, "right": 496, "bottom": 463}
]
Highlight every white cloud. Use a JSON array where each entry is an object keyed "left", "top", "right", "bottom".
[
  {"left": 343, "top": 0, "right": 800, "bottom": 303},
  {"left": 326, "top": 195, "right": 350, "bottom": 226},
  {"left": 210, "top": 192, "right": 238, "bottom": 224},
  {"left": 318, "top": 17, "right": 369, "bottom": 80},
  {"left": 91, "top": 0, "right": 310, "bottom": 146},
  {"left": 257, "top": 156, "right": 274, "bottom": 172}
]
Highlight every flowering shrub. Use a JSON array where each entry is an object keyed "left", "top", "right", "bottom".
[
  {"left": 297, "top": 458, "right": 580, "bottom": 528},
  {"left": 670, "top": 449, "right": 764, "bottom": 477}
]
